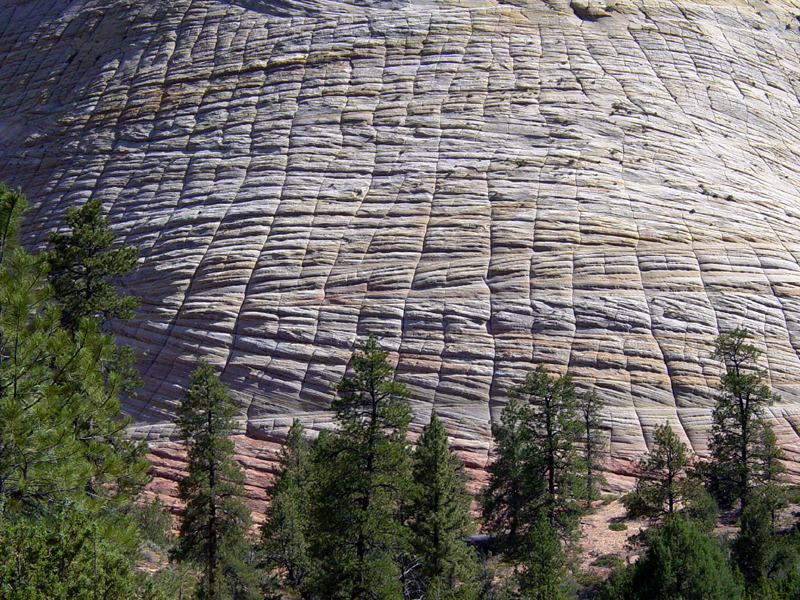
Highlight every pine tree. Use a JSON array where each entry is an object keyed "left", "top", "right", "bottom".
[
  {"left": 0, "top": 503, "right": 145, "bottom": 600},
  {"left": 307, "top": 335, "right": 412, "bottom": 600},
  {"left": 172, "top": 362, "right": 256, "bottom": 600},
  {"left": 408, "top": 413, "right": 479, "bottom": 600},
  {"left": 259, "top": 419, "right": 313, "bottom": 597},
  {"left": 0, "top": 186, "right": 153, "bottom": 598},
  {"left": 507, "top": 365, "right": 581, "bottom": 528},
  {"left": 598, "top": 515, "right": 745, "bottom": 600},
  {"left": 729, "top": 429, "right": 792, "bottom": 596},
  {"left": 706, "top": 328, "right": 784, "bottom": 514},
  {"left": 0, "top": 183, "right": 25, "bottom": 262},
  {"left": 0, "top": 188, "right": 149, "bottom": 511},
  {"left": 623, "top": 423, "right": 701, "bottom": 521},
  {"left": 46, "top": 198, "right": 138, "bottom": 331},
  {"left": 577, "top": 390, "right": 606, "bottom": 506},
  {"left": 482, "top": 366, "right": 586, "bottom": 600},
  {"left": 481, "top": 398, "right": 542, "bottom": 562}
]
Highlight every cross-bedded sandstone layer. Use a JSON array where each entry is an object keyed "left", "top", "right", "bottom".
[{"left": 3, "top": 0, "right": 800, "bottom": 498}]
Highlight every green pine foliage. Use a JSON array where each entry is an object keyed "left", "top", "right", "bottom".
[
  {"left": 598, "top": 516, "right": 745, "bottom": 600},
  {"left": 46, "top": 198, "right": 139, "bottom": 331},
  {"left": 706, "top": 327, "right": 785, "bottom": 513},
  {"left": 482, "top": 366, "right": 587, "bottom": 600},
  {"left": 0, "top": 184, "right": 26, "bottom": 262},
  {"left": 408, "top": 413, "right": 480, "bottom": 600},
  {"left": 129, "top": 495, "right": 174, "bottom": 549},
  {"left": 481, "top": 397, "right": 540, "bottom": 561},
  {"left": 577, "top": 390, "right": 606, "bottom": 506},
  {"left": 507, "top": 366, "right": 582, "bottom": 528},
  {"left": 172, "top": 362, "right": 257, "bottom": 600},
  {"left": 731, "top": 495, "right": 800, "bottom": 598},
  {"left": 307, "top": 335, "right": 413, "bottom": 600},
  {"left": 259, "top": 419, "right": 313, "bottom": 596},
  {"left": 0, "top": 186, "right": 160, "bottom": 598},
  {"left": 0, "top": 504, "right": 148, "bottom": 600},
  {"left": 623, "top": 423, "right": 706, "bottom": 522},
  {"left": 0, "top": 188, "right": 149, "bottom": 512}
]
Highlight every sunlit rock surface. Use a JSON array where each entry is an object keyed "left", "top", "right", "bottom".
[{"left": 4, "top": 0, "right": 800, "bottom": 499}]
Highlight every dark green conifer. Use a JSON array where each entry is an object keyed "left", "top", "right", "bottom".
[
  {"left": 482, "top": 366, "right": 586, "bottom": 600},
  {"left": 577, "top": 390, "right": 606, "bottom": 506},
  {"left": 598, "top": 516, "right": 744, "bottom": 600},
  {"left": 0, "top": 183, "right": 26, "bottom": 262},
  {"left": 172, "top": 362, "right": 256, "bottom": 600},
  {"left": 0, "top": 188, "right": 149, "bottom": 511},
  {"left": 0, "top": 186, "right": 153, "bottom": 598},
  {"left": 706, "top": 327, "right": 784, "bottom": 514},
  {"left": 0, "top": 504, "right": 147, "bottom": 600},
  {"left": 409, "top": 412, "right": 479, "bottom": 600},
  {"left": 259, "top": 419, "right": 313, "bottom": 597},
  {"left": 507, "top": 365, "right": 581, "bottom": 528},
  {"left": 623, "top": 423, "right": 703, "bottom": 522},
  {"left": 46, "top": 198, "right": 138, "bottom": 331},
  {"left": 308, "top": 335, "right": 412, "bottom": 600}
]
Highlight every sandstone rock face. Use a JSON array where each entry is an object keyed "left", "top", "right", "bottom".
[{"left": 4, "top": 0, "right": 800, "bottom": 495}]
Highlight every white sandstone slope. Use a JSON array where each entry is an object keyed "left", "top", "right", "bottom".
[{"left": 3, "top": 0, "right": 800, "bottom": 498}]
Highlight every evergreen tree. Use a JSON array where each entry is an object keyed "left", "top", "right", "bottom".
[
  {"left": 754, "top": 426, "right": 787, "bottom": 526},
  {"left": 0, "top": 504, "right": 145, "bottom": 600},
  {"left": 0, "top": 188, "right": 149, "bottom": 511},
  {"left": 577, "top": 390, "right": 606, "bottom": 506},
  {"left": 46, "top": 198, "right": 138, "bottom": 331},
  {"left": 0, "top": 183, "right": 26, "bottom": 263},
  {"left": 482, "top": 367, "right": 585, "bottom": 600},
  {"left": 729, "top": 484, "right": 800, "bottom": 598},
  {"left": 259, "top": 419, "right": 313, "bottom": 597},
  {"left": 0, "top": 186, "right": 154, "bottom": 598},
  {"left": 481, "top": 398, "right": 542, "bottom": 562},
  {"left": 507, "top": 365, "right": 581, "bottom": 528},
  {"left": 623, "top": 423, "right": 702, "bottom": 521},
  {"left": 706, "top": 328, "right": 784, "bottom": 514},
  {"left": 598, "top": 515, "right": 745, "bottom": 600},
  {"left": 172, "top": 362, "right": 256, "bottom": 600},
  {"left": 308, "top": 335, "right": 412, "bottom": 600},
  {"left": 408, "top": 412, "right": 479, "bottom": 600}
]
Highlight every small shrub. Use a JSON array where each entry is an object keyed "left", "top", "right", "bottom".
[
  {"left": 591, "top": 554, "right": 625, "bottom": 569},
  {"left": 130, "top": 496, "right": 174, "bottom": 549},
  {"left": 621, "top": 490, "right": 650, "bottom": 519},
  {"left": 609, "top": 522, "right": 628, "bottom": 532},
  {"left": 600, "top": 494, "right": 617, "bottom": 506},
  {"left": 575, "top": 570, "right": 604, "bottom": 599}
]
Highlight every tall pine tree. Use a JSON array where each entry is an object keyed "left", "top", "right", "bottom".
[
  {"left": 706, "top": 327, "right": 784, "bottom": 514},
  {"left": 408, "top": 412, "right": 479, "bottom": 600},
  {"left": 482, "top": 366, "right": 585, "bottom": 600},
  {"left": 259, "top": 419, "right": 313, "bottom": 597},
  {"left": 577, "top": 390, "right": 606, "bottom": 506},
  {"left": 0, "top": 186, "right": 153, "bottom": 597},
  {"left": 172, "top": 362, "right": 256, "bottom": 600},
  {"left": 308, "top": 335, "right": 412, "bottom": 600},
  {"left": 0, "top": 187, "right": 149, "bottom": 511}
]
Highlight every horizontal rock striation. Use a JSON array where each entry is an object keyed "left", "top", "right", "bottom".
[{"left": 4, "top": 0, "right": 800, "bottom": 494}]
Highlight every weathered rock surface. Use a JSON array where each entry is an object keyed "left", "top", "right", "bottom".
[{"left": 4, "top": 0, "right": 800, "bottom": 497}]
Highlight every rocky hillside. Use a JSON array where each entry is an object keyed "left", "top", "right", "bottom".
[{"left": 3, "top": 0, "right": 800, "bottom": 502}]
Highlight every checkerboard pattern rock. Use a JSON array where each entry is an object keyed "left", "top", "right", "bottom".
[{"left": 4, "top": 0, "right": 800, "bottom": 500}]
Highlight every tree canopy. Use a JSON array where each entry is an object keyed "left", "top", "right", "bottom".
[
  {"left": 172, "top": 362, "right": 256, "bottom": 600},
  {"left": 307, "top": 335, "right": 413, "bottom": 600},
  {"left": 46, "top": 198, "right": 139, "bottom": 331}
]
